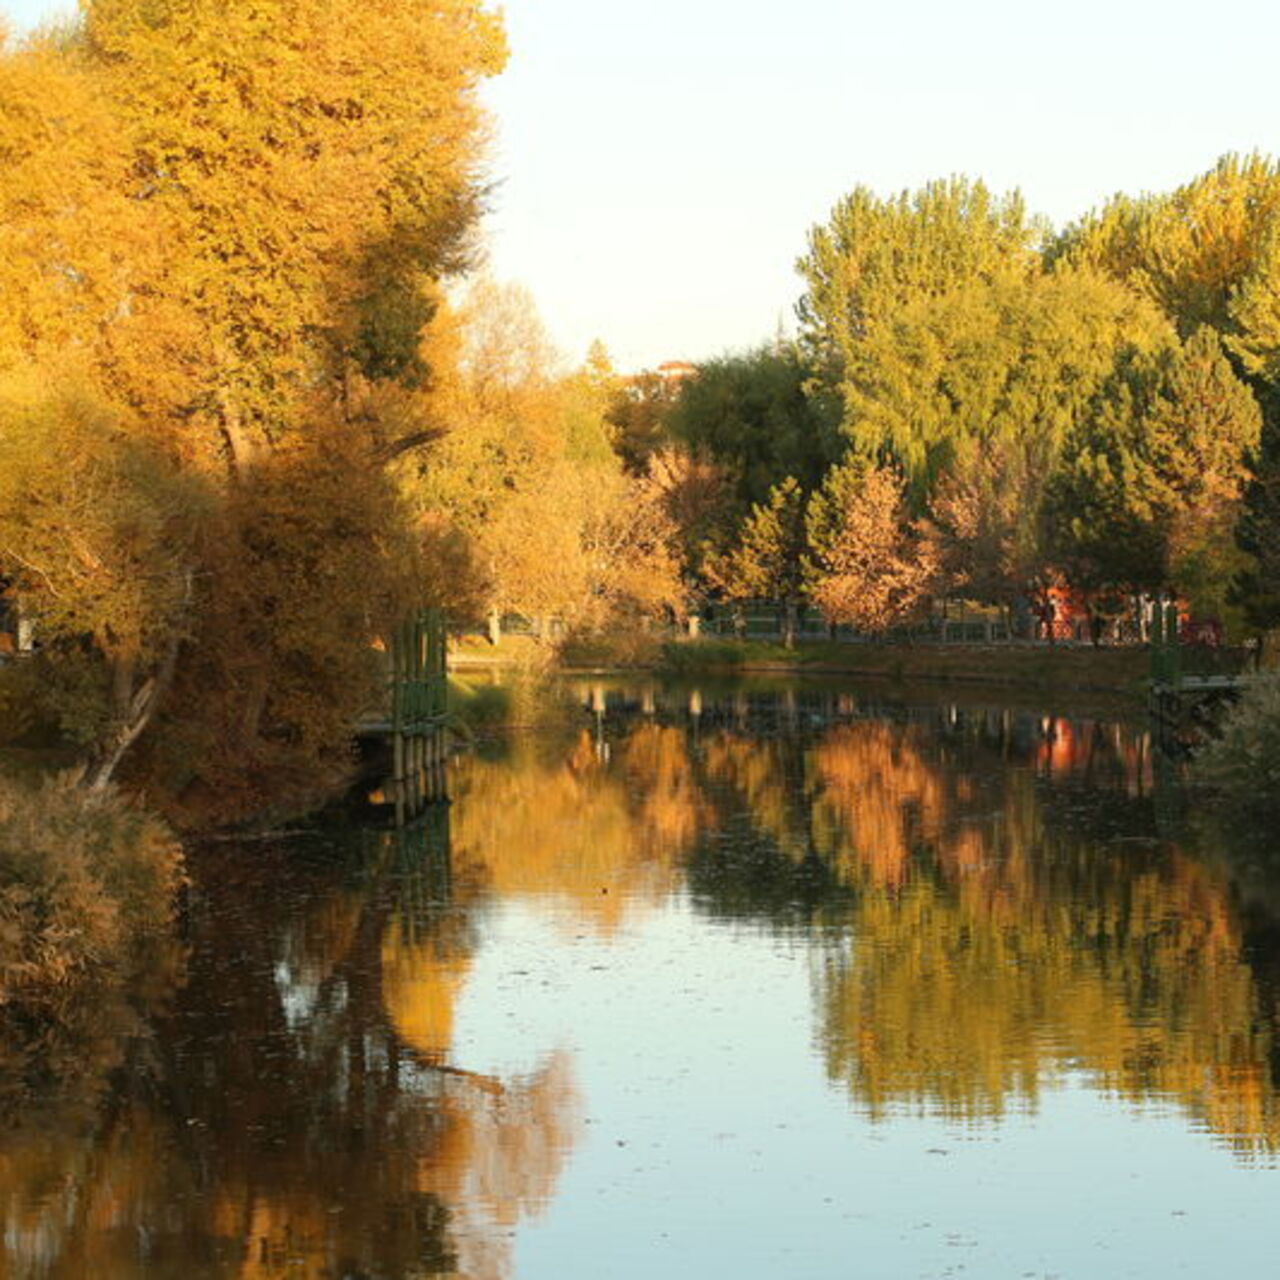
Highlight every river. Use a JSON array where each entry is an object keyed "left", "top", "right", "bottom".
[{"left": 2, "top": 676, "right": 1278, "bottom": 1278}]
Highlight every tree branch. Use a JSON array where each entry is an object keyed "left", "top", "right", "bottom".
[
  {"left": 0, "top": 545, "right": 63, "bottom": 599},
  {"left": 374, "top": 426, "right": 448, "bottom": 466}
]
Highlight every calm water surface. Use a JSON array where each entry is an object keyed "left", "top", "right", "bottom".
[{"left": 3, "top": 679, "right": 1280, "bottom": 1278}]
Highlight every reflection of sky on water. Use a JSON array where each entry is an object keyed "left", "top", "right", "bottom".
[{"left": 455, "top": 895, "right": 1278, "bottom": 1280}]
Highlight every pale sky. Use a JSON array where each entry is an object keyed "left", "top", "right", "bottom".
[{"left": 7, "top": 0, "right": 1280, "bottom": 369}]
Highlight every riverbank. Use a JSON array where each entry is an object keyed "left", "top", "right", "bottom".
[{"left": 451, "top": 634, "right": 1250, "bottom": 699}]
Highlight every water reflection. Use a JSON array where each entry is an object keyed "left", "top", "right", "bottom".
[
  {"left": 0, "top": 812, "right": 579, "bottom": 1278},
  {"left": 552, "top": 683, "right": 1278, "bottom": 1158},
  {"left": 448, "top": 729, "right": 697, "bottom": 931},
  {"left": 3, "top": 680, "right": 1280, "bottom": 1277},
  {"left": 431, "top": 682, "right": 1280, "bottom": 1159}
]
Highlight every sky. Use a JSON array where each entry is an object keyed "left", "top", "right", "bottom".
[{"left": 6, "top": 0, "right": 1280, "bottom": 370}]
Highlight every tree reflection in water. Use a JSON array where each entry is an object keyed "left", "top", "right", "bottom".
[
  {"left": 0, "top": 808, "right": 579, "bottom": 1279},
  {"left": 444, "top": 683, "right": 1280, "bottom": 1159},
  {"left": 3, "top": 682, "right": 1280, "bottom": 1277},
  {"left": 555, "top": 684, "right": 1279, "bottom": 1159}
]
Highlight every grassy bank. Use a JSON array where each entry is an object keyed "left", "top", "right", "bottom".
[
  {"left": 451, "top": 630, "right": 667, "bottom": 670},
  {"left": 652, "top": 637, "right": 1249, "bottom": 697},
  {"left": 447, "top": 629, "right": 1251, "bottom": 698},
  {"left": 445, "top": 670, "right": 590, "bottom": 739}
]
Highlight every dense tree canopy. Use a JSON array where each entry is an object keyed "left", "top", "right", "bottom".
[
  {"left": 1052, "top": 154, "right": 1280, "bottom": 341},
  {"left": 796, "top": 177, "right": 1041, "bottom": 434},
  {"left": 9, "top": 9, "right": 1280, "bottom": 819},
  {"left": 779, "top": 168, "right": 1274, "bottom": 629},
  {"left": 1047, "top": 327, "right": 1261, "bottom": 607},
  {"left": 407, "top": 281, "right": 683, "bottom": 638},
  {"left": 0, "top": 2, "right": 508, "bottom": 806},
  {"left": 664, "top": 345, "right": 838, "bottom": 508}
]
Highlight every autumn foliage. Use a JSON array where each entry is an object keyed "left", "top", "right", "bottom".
[
  {"left": 0, "top": 773, "right": 184, "bottom": 998},
  {"left": 0, "top": 3, "right": 507, "bottom": 815},
  {"left": 807, "top": 461, "right": 938, "bottom": 632}
]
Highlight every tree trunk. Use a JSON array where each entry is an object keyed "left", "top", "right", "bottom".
[
  {"left": 217, "top": 387, "right": 255, "bottom": 476},
  {"left": 87, "top": 571, "right": 192, "bottom": 791},
  {"left": 782, "top": 598, "right": 797, "bottom": 650},
  {"left": 89, "top": 641, "right": 182, "bottom": 791},
  {"left": 240, "top": 666, "right": 270, "bottom": 741},
  {"left": 111, "top": 651, "right": 136, "bottom": 729},
  {"left": 487, "top": 608, "right": 502, "bottom": 646}
]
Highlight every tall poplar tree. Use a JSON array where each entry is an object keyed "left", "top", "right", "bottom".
[
  {"left": 81, "top": 0, "right": 507, "bottom": 467},
  {"left": 796, "top": 177, "right": 1041, "bottom": 443},
  {"left": 1051, "top": 155, "right": 1280, "bottom": 631},
  {"left": 1052, "top": 153, "right": 1280, "bottom": 340}
]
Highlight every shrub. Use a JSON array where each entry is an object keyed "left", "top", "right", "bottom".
[
  {"left": 1194, "top": 675, "right": 1280, "bottom": 815},
  {"left": 0, "top": 773, "right": 185, "bottom": 999},
  {"left": 0, "top": 653, "right": 111, "bottom": 748}
]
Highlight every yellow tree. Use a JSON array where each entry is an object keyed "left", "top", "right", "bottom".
[
  {"left": 0, "top": 363, "right": 208, "bottom": 784},
  {"left": 80, "top": 0, "right": 507, "bottom": 468},
  {"left": 1055, "top": 153, "right": 1280, "bottom": 337},
  {"left": 807, "top": 460, "right": 938, "bottom": 633},
  {"left": 0, "top": 23, "right": 217, "bottom": 476},
  {"left": 0, "top": 6, "right": 507, "bottom": 802},
  {"left": 411, "top": 282, "right": 681, "bottom": 640}
]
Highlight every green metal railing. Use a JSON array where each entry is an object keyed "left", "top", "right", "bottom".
[
  {"left": 1150, "top": 601, "right": 1182, "bottom": 687},
  {"left": 391, "top": 607, "right": 448, "bottom": 735}
]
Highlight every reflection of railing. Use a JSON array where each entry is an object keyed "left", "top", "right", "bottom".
[{"left": 1148, "top": 602, "right": 1247, "bottom": 754}]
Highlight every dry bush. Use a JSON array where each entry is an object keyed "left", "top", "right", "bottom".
[{"left": 0, "top": 773, "right": 185, "bottom": 1000}]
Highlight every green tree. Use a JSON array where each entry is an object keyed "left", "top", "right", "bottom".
[
  {"left": 665, "top": 345, "right": 838, "bottom": 508},
  {"left": 605, "top": 366, "right": 680, "bottom": 475},
  {"left": 1051, "top": 156, "right": 1280, "bottom": 634},
  {"left": 796, "top": 177, "right": 1041, "bottom": 441},
  {"left": 1232, "top": 408, "right": 1280, "bottom": 641},
  {"left": 706, "top": 477, "right": 809, "bottom": 647},
  {"left": 1053, "top": 153, "right": 1280, "bottom": 339},
  {"left": 846, "top": 267, "right": 1168, "bottom": 490},
  {"left": 1224, "top": 232, "right": 1280, "bottom": 638},
  {"left": 1047, "top": 327, "right": 1260, "bottom": 616},
  {"left": 804, "top": 261, "right": 1173, "bottom": 611}
]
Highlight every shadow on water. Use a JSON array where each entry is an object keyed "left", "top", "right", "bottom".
[{"left": 4, "top": 676, "right": 1280, "bottom": 1275}]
